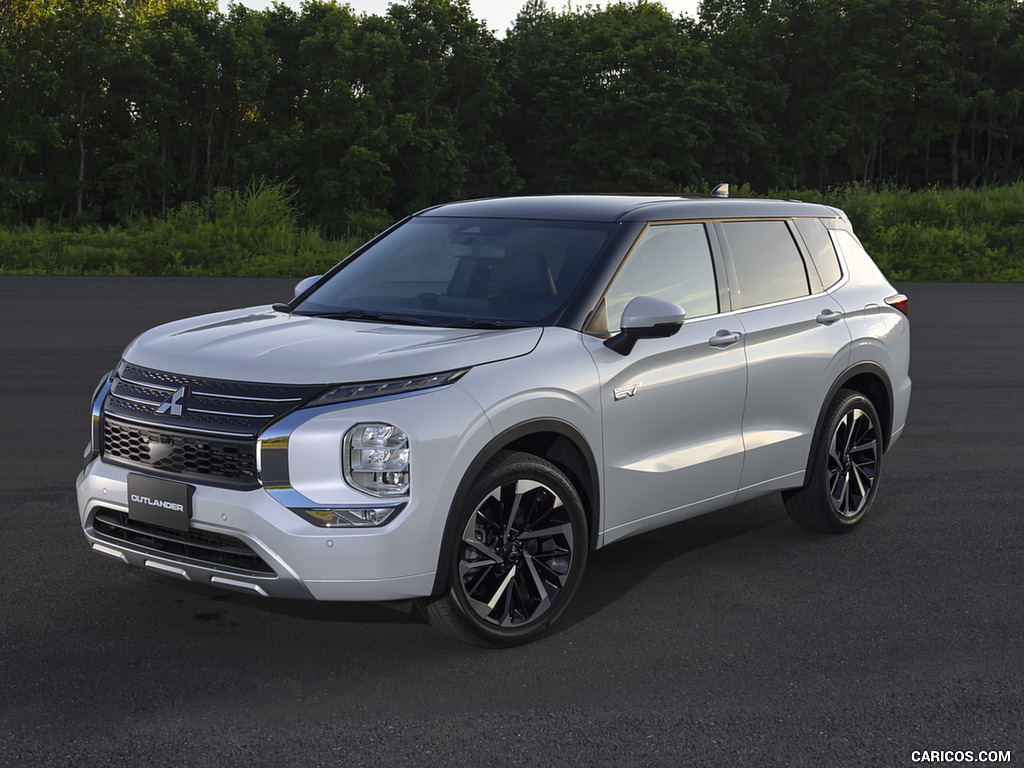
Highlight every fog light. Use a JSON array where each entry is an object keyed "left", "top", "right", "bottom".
[
  {"left": 344, "top": 423, "right": 410, "bottom": 497},
  {"left": 294, "top": 504, "right": 404, "bottom": 528}
]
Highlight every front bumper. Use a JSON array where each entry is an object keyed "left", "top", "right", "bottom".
[
  {"left": 76, "top": 381, "right": 494, "bottom": 601},
  {"left": 77, "top": 461, "right": 437, "bottom": 600}
]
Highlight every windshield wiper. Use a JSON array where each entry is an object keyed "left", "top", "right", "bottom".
[
  {"left": 298, "top": 309, "right": 437, "bottom": 326},
  {"left": 443, "top": 319, "right": 536, "bottom": 329}
]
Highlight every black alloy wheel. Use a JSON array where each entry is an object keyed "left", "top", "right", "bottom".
[
  {"left": 425, "top": 451, "right": 588, "bottom": 646},
  {"left": 784, "top": 389, "right": 884, "bottom": 533}
]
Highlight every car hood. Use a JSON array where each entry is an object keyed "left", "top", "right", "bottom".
[{"left": 122, "top": 306, "right": 543, "bottom": 384}]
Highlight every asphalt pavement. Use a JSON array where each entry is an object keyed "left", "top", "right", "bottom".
[{"left": 1, "top": 276, "right": 1021, "bottom": 767}]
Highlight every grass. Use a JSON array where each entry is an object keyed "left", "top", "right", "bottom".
[
  {"left": 0, "top": 181, "right": 361, "bottom": 278},
  {"left": 2, "top": 182, "right": 1023, "bottom": 281},
  {"left": 777, "top": 183, "right": 1024, "bottom": 281}
]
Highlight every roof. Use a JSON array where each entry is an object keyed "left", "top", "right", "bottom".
[{"left": 416, "top": 195, "right": 843, "bottom": 223}]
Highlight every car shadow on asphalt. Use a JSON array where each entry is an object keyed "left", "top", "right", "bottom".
[
  {"left": 161, "top": 494, "right": 806, "bottom": 638},
  {"left": 557, "top": 494, "right": 801, "bottom": 633}
]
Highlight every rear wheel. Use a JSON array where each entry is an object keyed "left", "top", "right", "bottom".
[
  {"left": 783, "top": 389, "right": 883, "bottom": 533},
  {"left": 425, "top": 451, "right": 588, "bottom": 647}
]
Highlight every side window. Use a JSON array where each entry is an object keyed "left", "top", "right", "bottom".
[
  {"left": 794, "top": 217, "right": 843, "bottom": 289},
  {"left": 602, "top": 223, "right": 718, "bottom": 333},
  {"left": 720, "top": 221, "right": 809, "bottom": 309}
]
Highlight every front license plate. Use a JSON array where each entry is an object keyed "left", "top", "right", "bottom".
[{"left": 127, "top": 474, "right": 194, "bottom": 532}]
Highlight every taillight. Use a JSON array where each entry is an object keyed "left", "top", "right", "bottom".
[{"left": 885, "top": 294, "right": 909, "bottom": 317}]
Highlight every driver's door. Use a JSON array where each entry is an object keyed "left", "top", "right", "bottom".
[{"left": 582, "top": 223, "right": 747, "bottom": 544}]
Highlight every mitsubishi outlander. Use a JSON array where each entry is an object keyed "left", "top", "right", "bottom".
[{"left": 77, "top": 195, "right": 911, "bottom": 646}]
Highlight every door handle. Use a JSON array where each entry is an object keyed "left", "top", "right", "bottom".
[
  {"left": 708, "top": 330, "right": 741, "bottom": 348},
  {"left": 816, "top": 309, "right": 843, "bottom": 326}
]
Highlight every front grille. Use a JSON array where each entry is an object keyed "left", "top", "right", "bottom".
[
  {"left": 105, "top": 362, "right": 326, "bottom": 437},
  {"left": 92, "top": 507, "right": 275, "bottom": 575},
  {"left": 103, "top": 417, "right": 258, "bottom": 487},
  {"left": 101, "top": 362, "right": 325, "bottom": 486}
]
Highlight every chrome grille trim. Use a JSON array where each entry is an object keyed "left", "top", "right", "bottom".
[
  {"left": 101, "top": 362, "right": 325, "bottom": 485},
  {"left": 118, "top": 372, "right": 304, "bottom": 403},
  {"left": 104, "top": 362, "right": 325, "bottom": 438},
  {"left": 187, "top": 406, "right": 278, "bottom": 419},
  {"left": 190, "top": 391, "right": 304, "bottom": 403},
  {"left": 116, "top": 374, "right": 178, "bottom": 393},
  {"left": 113, "top": 391, "right": 165, "bottom": 408}
]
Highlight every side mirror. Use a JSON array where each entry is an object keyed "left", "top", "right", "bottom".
[
  {"left": 604, "top": 296, "right": 685, "bottom": 356},
  {"left": 294, "top": 275, "right": 322, "bottom": 298}
]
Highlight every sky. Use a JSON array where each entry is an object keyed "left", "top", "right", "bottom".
[{"left": 217, "top": 0, "right": 703, "bottom": 36}]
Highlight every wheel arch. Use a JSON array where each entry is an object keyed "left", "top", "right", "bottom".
[
  {"left": 429, "top": 419, "right": 600, "bottom": 596},
  {"left": 806, "top": 363, "right": 894, "bottom": 474}
]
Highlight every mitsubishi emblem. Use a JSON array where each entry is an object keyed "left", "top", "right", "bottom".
[{"left": 155, "top": 385, "right": 189, "bottom": 416}]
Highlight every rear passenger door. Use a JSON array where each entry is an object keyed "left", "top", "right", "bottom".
[{"left": 714, "top": 219, "right": 852, "bottom": 496}]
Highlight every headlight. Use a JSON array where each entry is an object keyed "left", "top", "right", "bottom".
[
  {"left": 309, "top": 369, "right": 468, "bottom": 407},
  {"left": 343, "top": 423, "right": 410, "bottom": 497}
]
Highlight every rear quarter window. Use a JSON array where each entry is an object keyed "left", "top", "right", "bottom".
[{"left": 794, "top": 217, "right": 843, "bottom": 289}]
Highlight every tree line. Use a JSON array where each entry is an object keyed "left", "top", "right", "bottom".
[{"left": 2, "top": 0, "right": 1022, "bottom": 236}]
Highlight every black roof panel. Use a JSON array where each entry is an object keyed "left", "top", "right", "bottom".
[{"left": 416, "top": 195, "right": 843, "bottom": 223}]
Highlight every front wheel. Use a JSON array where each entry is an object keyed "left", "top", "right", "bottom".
[
  {"left": 783, "top": 389, "right": 884, "bottom": 533},
  {"left": 424, "top": 451, "right": 588, "bottom": 647}
]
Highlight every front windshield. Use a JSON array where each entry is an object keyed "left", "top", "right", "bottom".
[{"left": 293, "top": 217, "right": 617, "bottom": 327}]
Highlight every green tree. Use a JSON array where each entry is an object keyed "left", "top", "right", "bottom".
[
  {"left": 502, "top": 0, "right": 729, "bottom": 193},
  {"left": 386, "top": 0, "right": 515, "bottom": 210},
  {"left": 125, "top": 0, "right": 230, "bottom": 217},
  {"left": 293, "top": 1, "right": 392, "bottom": 233},
  {"left": 695, "top": 0, "right": 792, "bottom": 189},
  {"left": 0, "top": 0, "right": 63, "bottom": 222}
]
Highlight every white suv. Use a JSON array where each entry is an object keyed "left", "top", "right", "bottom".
[{"left": 77, "top": 195, "right": 911, "bottom": 646}]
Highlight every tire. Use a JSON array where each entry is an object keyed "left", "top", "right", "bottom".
[
  {"left": 783, "top": 389, "right": 884, "bottom": 533},
  {"left": 424, "top": 450, "right": 588, "bottom": 647}
]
